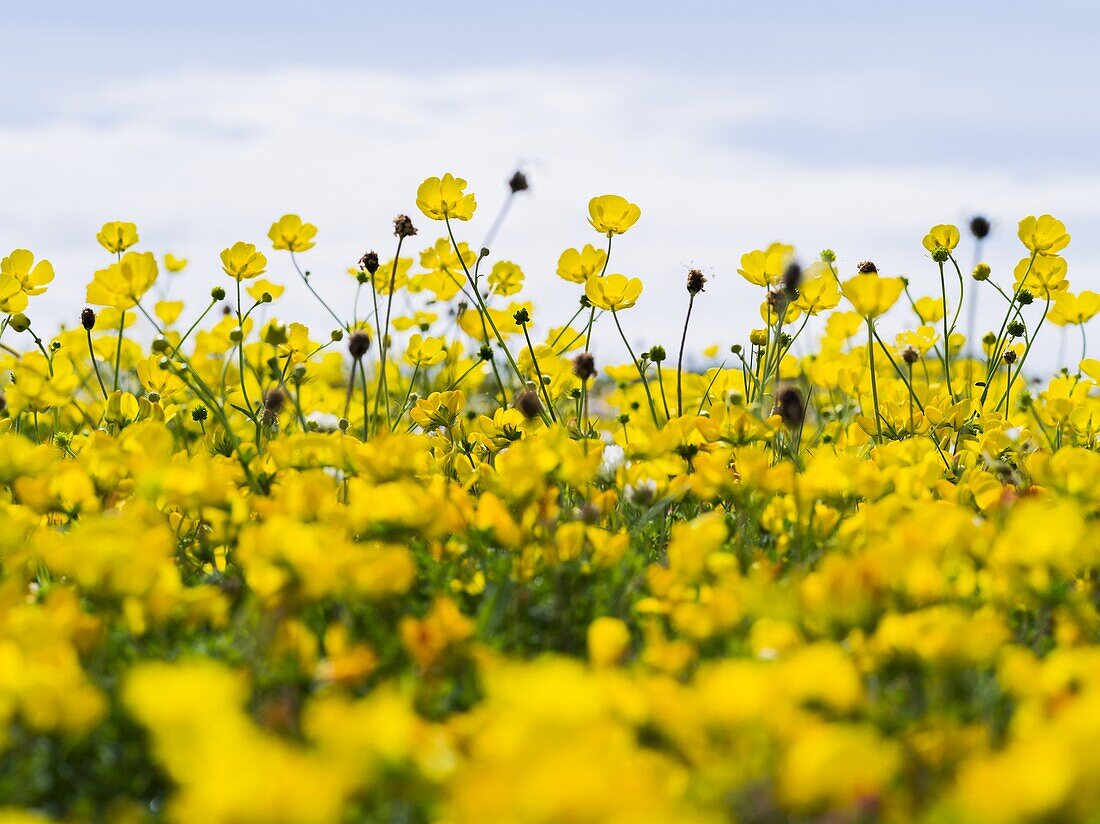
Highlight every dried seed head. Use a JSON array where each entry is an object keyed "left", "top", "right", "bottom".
[
  {"left": 348, "top": 330, "right": 371, "bottom": 359},
  {"left": 393, "top": 214, "right": 418, "bottom": 238},
  {"left": 508, "top": 170, "right": 529, "bottom": 193},
  {"left": 359, "top": 250, "right": 379, "bottom": 274},
  {"left": 901, "top": 345, "right": 920, "bottom": 365},
  {"left": 857, "top": 260, "right": 878, "bottom": 274},
  {"left": 686, "top": 268, "right": 707, "bottom": 296},
  {"left": 782, "top": 262, "right": 802, "bottom": 295},
  {"left": 1003, "top": 350, "right": 1018, "bottom": 365},
  {"left": 969, "top": 215, "right": 991, "bottom": 240},
  {"left": 572, "top": 352, "right": 596, "bottom": 381},
  {"left": 515, "top": 389, "right": 543, "bottom": 419},
  {"left": 80, "top": 307, "right": 96, "bottom": 331},
  {"left": 775, "top": 386, "right": 805, "bottom": 428}
]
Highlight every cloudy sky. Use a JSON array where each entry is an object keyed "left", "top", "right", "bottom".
[{"left": 4, "top": 0, "right": 1099, "bottom": 367}]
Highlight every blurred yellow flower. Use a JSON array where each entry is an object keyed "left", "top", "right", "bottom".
[
  {"left": 841, "top": 273, "right": 905, "bottom": 319},
  {"left": 86, "top": 251, "right": 159, "bottom": 309}
]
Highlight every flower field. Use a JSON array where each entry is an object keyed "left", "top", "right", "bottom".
[{"left": 1, "top": 174, "right": 1099, "bottom": 823}]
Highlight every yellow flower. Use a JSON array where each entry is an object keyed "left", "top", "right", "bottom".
[
  {"left": 557, "top": 244, "right": 607, "bottom": 284},
  {"left": 1018, "top": 214, "right": 1070, "bottom": 255},
  {"left": 587, "top": 617, "right": 631, "bottom": 667},
  {"left": 921, "top": 223, "right": 960, "bottom": 253},
  {"left": 416, "top": 173, "right": 477, "bottom": 221},
  {"left": 584, "top": 273, "right": 642, "bottom": 311},
  {"left": 221, "top": 242, "right": 268, "bottom": 281},
  {"left": 1050, "top": 291, "right": 1100, "bottom": 326},
  {"left": 1, "top": 249, "right": 55, "bottom": 296},
  {"left": 86, "top": 251, "right": 159, "bottom": 309},
  {"left": 488, "top": 260, "right": 524, "bottom": 297},
  {"left": 913, "top": 295, "right": 945, "bottom": 324},
  {"left": 96, "top": 221, "right": 139, "bottom": 254},
  {"left": 737, "top": 243, "right": 793, "bottom": 288},
  {"left": 410, "top": 390, "right": 465, "bottom": 429},
  {"left": 0, "top": 275, "right": 28, "bottom": 314},
  {"left": 154, "top": 300, "right": 184, "bottom": 326},
  {"left": 1014, "top": 254, "right": 1068, "bottom": 297},
  {"left": 841, "top": 273, "right": 905, "bottom": 319},
  {"left": 268, "top": 214, "right": 318, "bottom": 252},
  {"left": 794, "top": 263, "right": 840, "bottom": 315},
  {"left": 246, "top": 278, "right": 285, "bottom": 302},
  {"left": 404, "top": 334, "right": 447, "bottom": 367},
  {"left": 588, "top": 194, "right": 641, "bottom": 236},
  {"left": 164, "top": 253, "right": 188, "bottom": 272}
]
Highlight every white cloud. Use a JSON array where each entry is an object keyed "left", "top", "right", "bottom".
[{"left": 1, "top": 65, "right": 1097, "bottom": 371}]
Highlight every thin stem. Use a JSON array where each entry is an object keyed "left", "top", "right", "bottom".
[
  {"left": 290, "top": 251, "right": 347, "bottom": 331},
  {"left": 112, "top": 310, "right": 126, "bottom": 391},
  {"left": 85, "top": 329, "right": 109, "bottom": 401},
  {"left": 611, "top": 308, "right": 660, "bottom": 427},
  {"left": 867, "top": 318, "right": 883, "bottom": 443},
  {"left": 676, "top": 293, "right": 695, "bottom": 417}
]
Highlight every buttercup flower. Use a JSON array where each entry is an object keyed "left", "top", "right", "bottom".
[
  {"left": 268, "top": 214, "right": 318, "bottom": 252},
  {"left": 1, "top": 249, "right": 54, "bottom": 297},
  {"left": 585, "top": 273, "right": 642, "bottom": 311},
  {"left": 96, "top": 221, "right": 139, "bottom": 254},
  {"left": 416, "top": 174, "right": 477, "bottom": 221},
  {"left": 557, "top": 244, "right": 607, "bottom": 284},
  {"left": 1018, "top": 214, "right": 1070, "bottom": 255},
  {"left": 221, "top": 242, "right": 268, "bottom": 281},
  {"left": 86, "top": 251, "right": 159, "bottom": 309},
  {"left": 841, "top": 273, "right": 905, "bottom": 319},
  {"left": 164, "top": 253, "right": 188, "bottom": 272},
  {"left": 921, "top": 224, "right": 961, "bottom": 253},
  {"left": 588, "top": 195, "right": 641, "bottom": 236}
]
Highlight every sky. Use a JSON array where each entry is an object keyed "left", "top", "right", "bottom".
[{"left": 3, "top": 0, "right": 1099, "bottom": 369}]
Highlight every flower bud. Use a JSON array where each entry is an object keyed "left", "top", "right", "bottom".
[
  {"left": 972, "top": 263, "right": 991, "bottom": 281},
  {"left": 211, "top": 286, "right": 226, "bottom": 301},
  {"left": 8, "top": 314, "right": 31, "bottom": 333},
  {"left": 191, "top": 405, "right": 209, "bottom": 423}
]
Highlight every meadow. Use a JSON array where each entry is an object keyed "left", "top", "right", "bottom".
[{"left": 0, "top": 173, "right": 1098, "bottom": 822}]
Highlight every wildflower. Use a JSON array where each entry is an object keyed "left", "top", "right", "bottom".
[
  {"left": 557, "top": 244, "right": 608, "bottom": 284},
  {"left": 164, "top": 253, "right": 188, "bottom": 272},
  {"left": 488, "top": 261, "right": 524, "bottom": 296},
  {"left": 221, "top": 242, "right": 268, "bottom": 281},
  {"left": 1014, "top": 254, "right": 1068, "bottom": 297},
  {"left": 268, "top": 214, "right": 318, "bottom": 252},
  {"left": 404, "top": 334, "right": 446, "bottom": 367},
  {"left": 972, "top": 263, "right": 991, "bottom": 281},
  {"left": 1, "top": 249, "right": 55, "bottom": 296},
  {"left": 588, "top": 194, "right": 641, "bottom": 236},
  {"left": 416, "top": 174, "right": 477, "bottom": 221},
  {"left": 921, "top": 224, "right": 961, "bottom": 253},
  {"left": 86, "top": 251, "right": 159, "bottom": 309},
  {"left": 841, "top": 273, "right": 905, "bottom": 319},
  {"left": 587, "top": 617, "right": 631, "bottom": 667},
  {"left": 738, "top": 244, "right": 793, "bottom": 287},
  {"left": 584, "top": 273, "right": 642, "bottom": 311},
  {"left": 1018, "top": 214, "right": 1070, "bottom": 255},
  {"left": 96, "top": 221, "right": 139, "bottom": 253}
]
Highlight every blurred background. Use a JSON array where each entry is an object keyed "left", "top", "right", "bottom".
[{"left": 3, "top": 0, "right": 1099, "bottom": 367}]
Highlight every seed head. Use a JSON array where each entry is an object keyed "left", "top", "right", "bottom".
[
  {"left": 508, "top": 170, "right": 529, "bottom": 193},
  {"left": 191, "top": 405, "right": 209, "bottom": 423},
  {"left": 80, "top": 308, "right": 96, "bottom": 331},
  {"left": 393, "top": 214, "right": 418, "bottom": 238},
  {"left": 857, "top": 260, "right": 878, "bottom": 274},
  {"left": 572, "top": 352, "right": 596, "bottom": 381},
  {"left": 901, "top": 345, "right": 920, "bottom": 365},
  {"left": 348, "top": 330, "right": 371, "bottom": 359},
  {"left": 359, "top": 250, "right": 379, "bottom": 274},
  {"left": 782, "top": 262, "right": 802, "bottom": 295},
  {"left": 775, "top": 386, "right": 804, "bottom": 428},
  {"left": 969, "top": 215, "right": 991, "bottom": 240},
  {"left": 515, "top": 389, "right": 543, "bottom": 419},
  {"left": 1003, "top": 350, "right": 1018, "bottom": 365},
  {"left": 686, "top": 268, "right": 707, "bottom": 296}
]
